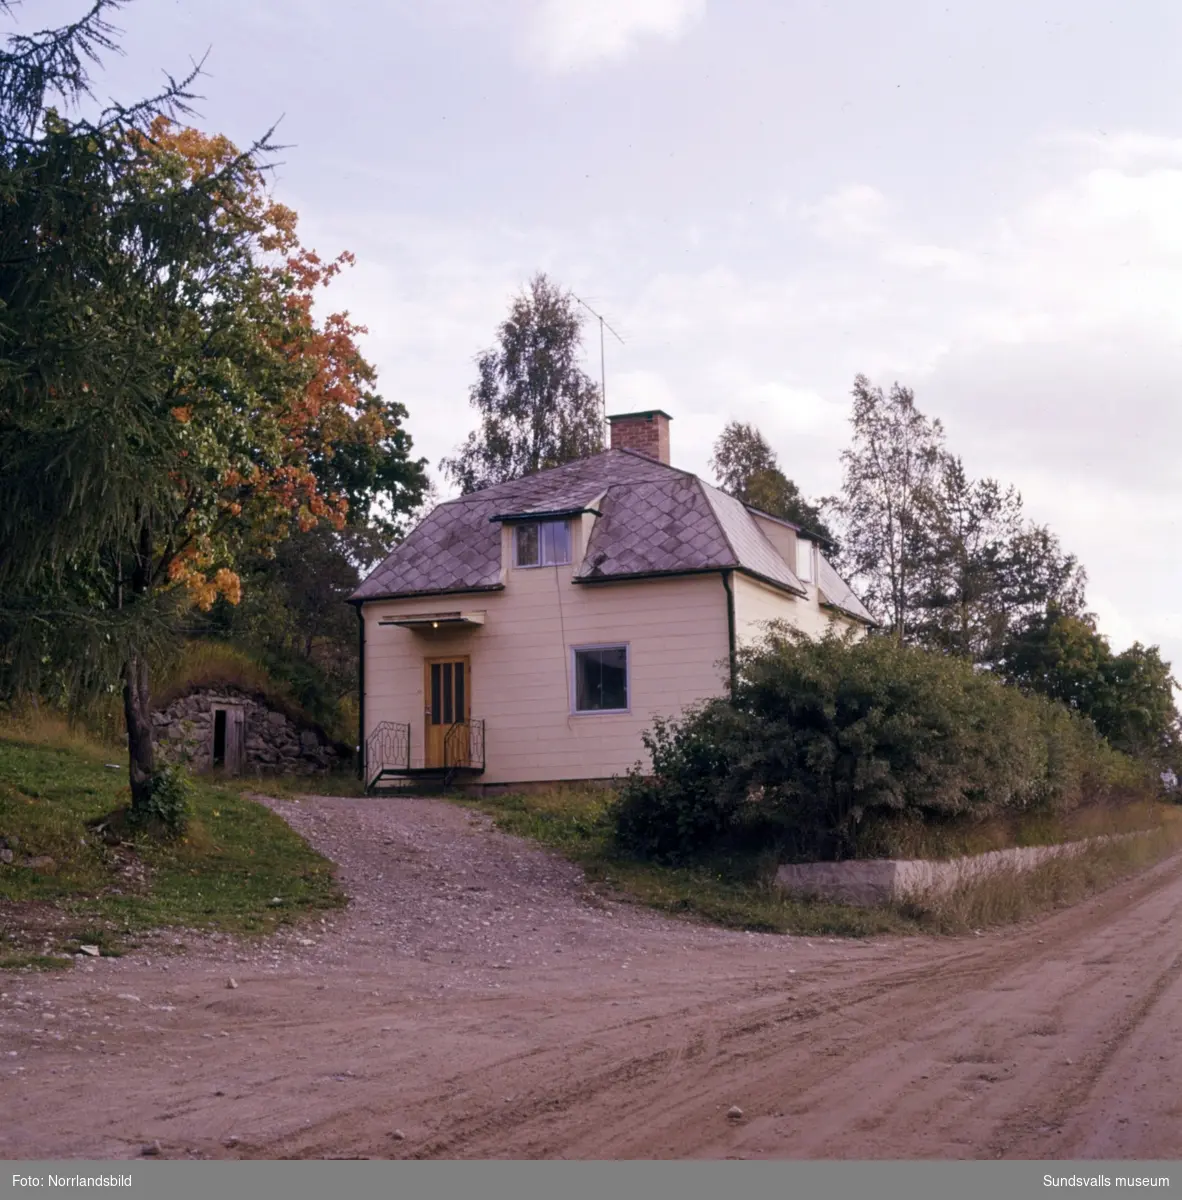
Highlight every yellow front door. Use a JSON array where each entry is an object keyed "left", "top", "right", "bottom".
[{"left": 424, "top": 656, "right": 470, "bottom": 769}]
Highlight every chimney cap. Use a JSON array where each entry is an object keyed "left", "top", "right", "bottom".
[{"left": 607, "top": 409, "right": 673, "bottom": 423}]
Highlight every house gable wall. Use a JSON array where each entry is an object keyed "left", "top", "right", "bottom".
[
  {"left": 363, "top": 567, "right": 730, "bottom": 786},
  {"left": 732, "top": 572, "right": 863, "bottom": 647}
]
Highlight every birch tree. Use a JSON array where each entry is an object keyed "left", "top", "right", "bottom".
[{"left": 441, "top": 273, "right": 604, "bottom": 493}]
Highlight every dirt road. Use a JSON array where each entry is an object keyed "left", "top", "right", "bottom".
[{"left": 2, "top": 793, "right": 1181, "bottom": 1160}]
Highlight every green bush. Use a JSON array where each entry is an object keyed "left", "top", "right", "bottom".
[
  {"left": 614, "top": 706, "right": 751, "bottom": 863},
  {"left": 128, "top": 765, "right": 192, "bottom": 837},
  {"left": 615, "top": 625, "right": 1155, "bottom": 864}
]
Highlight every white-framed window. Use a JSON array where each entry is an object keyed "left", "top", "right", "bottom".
[
  {"left": 571, "top": 643, "right": 630, "bottom": 714},
  {"left": 514, "top": 520, "right": 572, "bottom": 568},
  {"left": 796, "top": 538, "right": 814, "bottom": 584}
]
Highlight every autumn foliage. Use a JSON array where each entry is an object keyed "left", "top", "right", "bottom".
[
  {"left": 0, "top": 7, "right": 429, "bottom": 819},
  {"left": 105, "top": 117, "right": 404, "bottom": 613}
]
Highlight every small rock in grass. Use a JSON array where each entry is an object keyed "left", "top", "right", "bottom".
[
  {"left": 79, "top": 945, "right": 101, "bottom": 957},
  {"left": 141, "top": 1140, "right": 162, "bottom": 1157},
  {"left": 391, "top": 1130, "right": 406, "bottom": 1141},
  {"left": 226, "top": 978, "right": 238, "bottom": 990},
  {"left": 116, "top": 993, "right": 141, "bottom": 1003},
  {"left": 727, "top": 1105, "right": 744, "bottom": 1120}
]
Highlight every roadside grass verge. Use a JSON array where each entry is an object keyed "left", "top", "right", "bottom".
[
  {"left": 0, "top": 729, "right": 344, "bottom": 970},
  {"left": 451, "top": 787, "right": 915, "bottom": 937},
  {"left": 856, "top": 801, "right": 1171, "bottom": 861},
  {"left": 450, "top": 785, "right": 1182, "bottom": 939},
  {"left": 899, "top": 811, "right": 1182, "bottom": 933}
]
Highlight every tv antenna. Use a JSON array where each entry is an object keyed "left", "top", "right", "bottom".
[{"left": 572, "top": 293, "right": 625, "bottom": 419}]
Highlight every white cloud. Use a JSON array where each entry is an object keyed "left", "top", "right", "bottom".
[
  {"left": 526, "top": 0, "right": 705, "bottom": 72},
  {"left": 608, "top": 369, "right": 678, "bottom": 414},
  {"left": 881, "top": 242, "right": 974, "bottom": 273},
  {"left": 737, "top": 382, "right": 843, "bottom": 437},
  {"left": 803, "top": 184, "right": 889, "bottom": 245},
  {"left": 1044, "top": 129, "right": 1182, "bottom": 171},
  {"left": 880, "top": 169, "right": 1182, "bottom": 345}
]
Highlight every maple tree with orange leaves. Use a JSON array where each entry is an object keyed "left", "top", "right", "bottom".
[
  {"left": 124, "top": 116, "right": 421, "bottom": 616},
  {"left": 0, "top": 25, "right": 424, "bottom": 820}
]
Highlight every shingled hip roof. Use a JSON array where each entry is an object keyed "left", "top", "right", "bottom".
[
  {"left": 817, "top": 552, "right": 875, "bottom": 624},
  {"left": 352, "top": 449, "right": 845, "bottom": 603},
  {"left": 351, "top": 495, "right": 506, "bottom": 601}
]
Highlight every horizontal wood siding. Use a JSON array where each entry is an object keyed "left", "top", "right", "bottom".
[
  {"left": 364, "top": 569, "right": 730, "bottom": 784},
  {"left": 732, "top": 573, "right": 859, "bottom": 646}
]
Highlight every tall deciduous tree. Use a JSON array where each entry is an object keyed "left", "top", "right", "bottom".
[
  {"left": 0, "top": 7, "right": 420, "bottom": 816},
  {"left": 441, "top": 273, "right": 604, "bottom": 493},
  {"left": 989, "top": 524, "right": 1088, "bottom": 647},
  {"left": 835, "top": 375, "right": 945, "bottom": 640},
  {"left": 908, "top": 456, "right": 1086, "bottom": 663},
  {"left": 709, "top": 421, "right": 835, "bottom": 543},
  {"left": 1001, "top": 609, "right": 1179, "bottom": 762},
  {"left": 908, "top": 457, "right": 1021, "bottom": 657}
]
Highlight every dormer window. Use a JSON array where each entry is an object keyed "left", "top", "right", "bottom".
[{"left": 514, "top": 520, "right": 572, "bottom": 568}]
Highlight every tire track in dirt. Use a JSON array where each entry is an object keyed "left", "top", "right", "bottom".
[
  {"left": 683, "top": 854, "right": 1182, "bottom": 1161},
  {"left": 987, "top": 882, "right": 1182, "bottom": 1160},
  {"left": 6, "top": 794, "right": 1182, "bottom": 1161},
  {"left": 256, "top": 852, "right": 1182, "bottom": 1160}
]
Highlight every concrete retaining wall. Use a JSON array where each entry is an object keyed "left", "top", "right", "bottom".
[{"left": 775, "top": 835, "right": 1139, "bottom": 907}]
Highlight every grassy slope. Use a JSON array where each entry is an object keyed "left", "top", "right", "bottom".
[
  {"left": 855, "top": 800, "right": 1175, "bottom": 861},
  {"left": 903, "top": 810, "right": 1182, "bottom": 932},
  {"left": 0, "top": 729, "right": 343, "bottom": 970}
]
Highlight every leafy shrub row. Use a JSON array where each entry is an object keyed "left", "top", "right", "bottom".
[{"left": 614, "top": 626, "right": 1155, "bottom": 864}]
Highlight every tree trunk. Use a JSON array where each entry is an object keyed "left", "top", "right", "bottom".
[{"left": 122, "top": 651, "right": 156, "bottom": 812}]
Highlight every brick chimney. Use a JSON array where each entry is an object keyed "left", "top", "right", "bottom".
[{"left": 607, "top": 410, "right": 672, "bottom": 465}]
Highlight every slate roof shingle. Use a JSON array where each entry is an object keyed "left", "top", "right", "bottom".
[
  {"left": 574, "top": 473, "right": 731, "bottom": 580},
  {"left": 351, "top": 449, "right": 871, "bottom": 625},
  {"left": 817, "top": 552, "right": 876, "bottom": 624},
  {"left": 351, "top": 497, "right": 502, "bottom": 600},
  {"left": 698, "top": 482, "right": 804, "bottom": 593}
]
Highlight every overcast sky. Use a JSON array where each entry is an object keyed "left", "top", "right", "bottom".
[{"left": 23, "top": 1, "right": 1182, "bottom": 665}]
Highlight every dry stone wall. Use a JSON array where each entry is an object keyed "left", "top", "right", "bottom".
[{"left": 152, "top": 688, "right": 344, "bottom": 775}]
